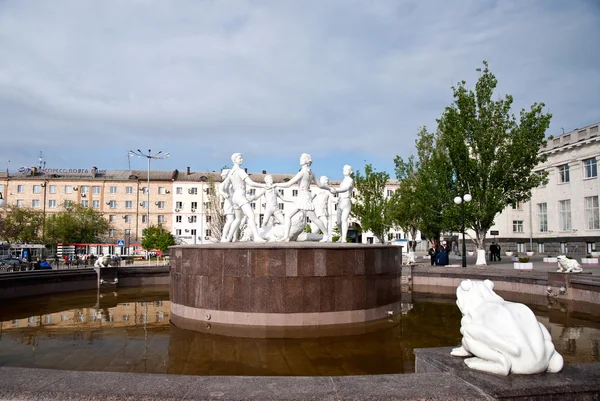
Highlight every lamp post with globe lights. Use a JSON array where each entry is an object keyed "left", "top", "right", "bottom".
[
  {"left": 454, "top": 193, "right": 472, "bottom": 267},
  {"left": 128, "top": 149, "right": 170, "bottom": 259}
]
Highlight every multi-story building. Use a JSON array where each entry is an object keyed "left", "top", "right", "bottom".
[{"left": 489, "top": 121, "right": 600, "bottom": 256}]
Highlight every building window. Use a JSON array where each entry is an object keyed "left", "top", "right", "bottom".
[
  {"left": 511, "top": 201, "right": 523, "bottom": 210},
  {"left": 109, "top": 229, "right": 116, "bottom": 238},
  {"left": 585, "top": 196, "right": 599, "bottom": 230},
  {"left": 93, "top": 186, "right": 101, "bottom": 194},
  {"left": 512, "top": 220, "right": 524, "bottom": 233},
  {"left": 65, "top": 185, "right": 72, "bottom": 194},
  {"left": 206, "top": 215, "right": 212, "bottom": 223},
  {"left": 536, "top": 171, "right": 546, "bottom": 188},
  {"left": 191, "top": 202, "right": 198, "bottom": 210},
  {"left": 141, "top": 201, "right": 148, "bottom": 209},
  {"left": 64, "top": 200, "right": 72, "bottom": 207},
  {"left": 516, "top": 243, "right": 525, "bottom": 253},
  {"left": 124, "top": 215, "right": 132, "bottom": 223},
  {"left": 176, "top": 216, "right": 182, "bottom": 223},
  {"left": 109, "top": 186, "right": 117, "bottom": 194},
  {"left": 156, "top": 201, "right": 165, "bottom": 209},
  {"left": 174, "top": 229, "right": 181, "bottom": 236},
  {"left": 142, "top": 215, "right": 148, "bottom": 224},
  {"left": 80, "top": 186, "right": 89, "bottom": 194},
  {"left": 17, "top": 185, "right": 24, "bottom": 193},
  {"left": 93, "top": 200, "right": 100, "bottom": 209},
  {"left": 109, "top": 200, "right": 117, "bottom": 209},
  {"left": 251, "top": 202, "right": 256, "bottom": 209},
  {"left": 537, "top": 203, "right": 547, "bottom": 232},
  {"left": 126, "top": 186, "right": 133, "bottom": 194},
  {"left": 248, "top": 189, "right": 256, "bottom": 196},
  {"left": 538, "top": 243, "right": 545, "bottom": 253},
  {"left": 32, "top": 200, "right": 40, "bottom": 208},
  {"left": 387, "top": 190, "right": 393, "bottom": 196},
  {"left": 159, "top": 187, "right": 167, "bottom": 195},
  {"left": 278, "top": 189, "right": 284, "bottom": 196},
  {"left": 189, "top": 216, "right": 197, "bottom": 223},
  {"left": 558, "top": 164, "right": 570, "bottom": 183},
  {"left": 125, "top": 200, "right": 132, "bottom": 209},
  {"left": 109, "top": 215, "right": 116, "bottom": 222},
  {"left": 124, "top": 229, "right": 131, "bottom": 236},
  {"left": 292, "top": 190, "right": 298, "bottom": 197},
  {"left": 205, "top": 229, "right": 211, "bottom": 237},
  {"left": 204, "top": 202, "right": 211, "bottom": 209},
  {"left": 175, "top": 201, "right": 183, "bottom": 209},
  {"left": 189, "top": 187, "right": 198, "bottom": 195},
  {"left": 49, "top": 185, "right": 57, "bottom": 193},
  {"left": 176, "top": 187, "right": 182, "bottom": 194},
  {"left": 48, "top": 200, "right": 57, "bottom": 208},
  {"left": 158, "top": 215, "right": 165, "bottom": 223},
  {"left": 278, "top": 203, "right": 284, "bottom": 210},
  {"left": 559, "top": 199, "right": 572, "bottom": 231},
  {"left": 33, "top": 185, "right": 41, "bottom": 194},
  {"left": 81, "top": 200, "right": 88, "bottom": 208},
  {"left": 584, "top": 158, "right": 598, "bottom": 179}
]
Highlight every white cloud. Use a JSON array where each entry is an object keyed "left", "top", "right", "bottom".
[{"left": 0, "top": 0, "right": 598, "bottom": 177}]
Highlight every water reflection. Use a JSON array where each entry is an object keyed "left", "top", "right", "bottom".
[{"left": 0, "top": 286, "right": 598, "bottom": 376}]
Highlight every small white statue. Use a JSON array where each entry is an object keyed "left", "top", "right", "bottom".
[
  {"left": 333, "top": 165, "right": 354, "bottom": 243},
  {"left": 250, "top": 175, "right": 290, "bottom": 228},
  {"left": 451, "top": 279, "right": 563, "bottom": 375},
  {"left": 94, "top": 255, "right": 111, "bottom": 267},
  {"left": 306, "top": 176, "right": 337, "bottom": 242},
  {"left": 274, "top": 153, "right": 333, "bottom": 242},
  {"left": 220, "top": 153, "right": 266, "bottom": 243},
  {"left": 556, "top": 255, "right": 583, "bottom": 273}
]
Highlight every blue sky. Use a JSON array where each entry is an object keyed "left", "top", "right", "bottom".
[{"left": 0, "top": 0, "right": 599, "bottom": 180}]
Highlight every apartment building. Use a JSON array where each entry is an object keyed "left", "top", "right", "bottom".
[{"left": 489, "top": 121, "right": 600, "bottom": 256}]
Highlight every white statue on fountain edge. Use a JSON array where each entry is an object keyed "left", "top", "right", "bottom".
[{"left": 451, "top": 279, "right": 563, "bottom": 376}]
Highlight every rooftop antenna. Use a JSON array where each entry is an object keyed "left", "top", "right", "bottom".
[
  {"left": 127, "top": 151, "right": 131, "bottom": 170},
  {"left": 38, "top": 151, "right": 46, "bottom": 170}
]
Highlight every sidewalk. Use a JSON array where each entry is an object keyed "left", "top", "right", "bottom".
[{"left": 412, "top": 251, "right": 600, "bottom": 276}]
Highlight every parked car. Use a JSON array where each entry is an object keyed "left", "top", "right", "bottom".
[{"left": 0, "top": 258, "right": 30, "bottom": 272}]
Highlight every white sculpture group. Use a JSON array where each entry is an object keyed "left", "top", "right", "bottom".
[
  {"left": 219, "top": 153, "right": 353, "bottom": 243},
  {"left": 451, "top": 279, "right": 563, "bottom": 376}
]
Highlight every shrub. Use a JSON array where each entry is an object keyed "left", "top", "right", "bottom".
[
  {"left": 518, "top": 257, "right": 530, "bottom": 263},
  {"left": 567, "top": 256, "right": 573, "bottom": 259}
]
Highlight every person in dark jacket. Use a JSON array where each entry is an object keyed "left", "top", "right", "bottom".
[
  {"left": 428, "top": 243, "right": 438, "bottom": 266},
  {"left": 436, "top": 244, "right": 449, "bottom": 266}
]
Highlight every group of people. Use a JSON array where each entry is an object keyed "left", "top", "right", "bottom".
[
  {"left": 428, "top": 241, "right": 452, "bottom": 266},
  {"left": 489, "top": 242, "right": 502, "bottom": 261},
  {"left": 219, "top": 152, "right": 354, "bottom": 243}
]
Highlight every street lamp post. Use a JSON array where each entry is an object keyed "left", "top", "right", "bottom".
[
  {"left": 128, "top": 149, "right": 170, "bottom": 258},
  {"left": 454, "top": 193, "right": 472, "bottom": 268}
]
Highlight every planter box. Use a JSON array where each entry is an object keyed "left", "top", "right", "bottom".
[
  {"left": 591, "top": 252, "right": 600, "bottom": 257},
  {"left": 543, "top": 257, "right": 558, "bottom": 263},
  {"left": 581, "top": 258, "right": 598, "bottom": 265},
  {"left": 526, "top": 252, "right": 535, "bottom": 257},
  {"left": 505, "top": 252, "right": 513, "bottom": 257},
  {"left": 514, "top": 262, "right": 533, "bottom": 270},
  {"left": 467, "top": 251, "right": 474, "bottom": 256}
]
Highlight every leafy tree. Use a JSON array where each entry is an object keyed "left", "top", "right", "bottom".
[
  {"left": 351, "top": 164, "right": 391, "bottom": 244},
  {"left": 392, "top": 127, "right": 458, "bottom": 247},
  {"left": 437, "top": 61, "right": 551, "bottom": 264},
  {"left": 0, "top": 205, "right": 44, "bottom": 244},
  {"left": 141, "top": 225, "right": 176, "bottom": 254},
  {"left": 44, "top": 204, "right": 111, "bottom": 245},
  {"left": 205, "top": 179, "right": 226, "bottom": 242}
]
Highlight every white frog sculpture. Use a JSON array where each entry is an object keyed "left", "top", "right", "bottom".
[
  {"left": 450, "top": 279, "right": 563, "bottom": 375},
  {"left": 556, "top": 255, "right": 583, "bottom": 273}
]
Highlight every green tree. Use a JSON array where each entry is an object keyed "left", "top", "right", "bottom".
[
  {"left": 437, "top": 61, "right": 551, "bottom": 264},
  {"left": 141, "top": 225, "right": 176, "bottom": 254},
  {"left": 45, "top": 204, "right": 111, "bottom": 245},
  {"left": 0, "top": 205, "right": 44, "bottom": 244},
  {"left": 352, "top": 164, "right": 391, "bottom": 244},
  {"left": 392, "top": 127, "right": 458, "bottom": 247}
]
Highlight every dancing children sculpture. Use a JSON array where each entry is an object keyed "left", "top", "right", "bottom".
[
  {"left": 275, "top": 153, "right": 334, "bottom": 242},
  {"left": 334, "top": 165, "right": 354, "bottom": 243},
  {"left": 219, "top": 169, "right": 242, "bottom": 242},
  {"left": 219, "top": 153, "right": 266, "bottom": 243}
]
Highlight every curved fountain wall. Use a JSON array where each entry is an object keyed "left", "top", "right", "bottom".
[{"left": 170, "top": 243, "right": 404, "bottom": 328}]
